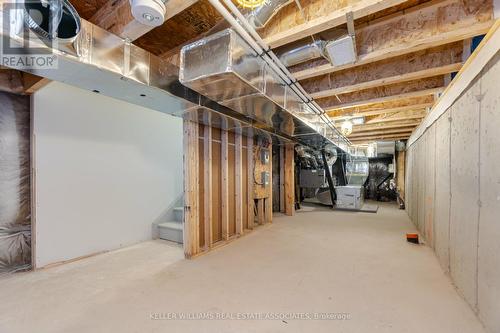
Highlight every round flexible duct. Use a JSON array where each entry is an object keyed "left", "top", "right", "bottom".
[
  {"left": 246, "top": 0, "right": 291, "bottom": 29},
  {"left": 279, "top": 40, "right": 327, "bottom": 67}
]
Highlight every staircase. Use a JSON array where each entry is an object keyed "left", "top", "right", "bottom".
[{"left": 158, "top": 207, "right": 183, "bottom": 243}]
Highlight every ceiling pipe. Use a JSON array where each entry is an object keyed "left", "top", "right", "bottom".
[{"left": 213, "top": 0, "right": 351, "bottom": 148}]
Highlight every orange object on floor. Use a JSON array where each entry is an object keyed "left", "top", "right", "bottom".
[{"left": 406, "top": 233, "right": 419, "bottom": 244}]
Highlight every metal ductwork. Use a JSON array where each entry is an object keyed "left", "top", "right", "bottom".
[
  {"left": 279, "top": 40, "right": 328, "bottom": 67},
  {"left": 1, "top": 8, "right": 294, "bottom": 144},
  {"left": 179, "top": 28, "right": 345, "bottom": 151},
  {"left": 245, "top": 0, "right": 291, "bottom": 30}
]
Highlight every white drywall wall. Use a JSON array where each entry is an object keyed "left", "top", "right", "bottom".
[{"left": 33, "top": 81, "right": 184, "bottom": 267}]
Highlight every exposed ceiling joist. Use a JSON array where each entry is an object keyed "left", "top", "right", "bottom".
[
  {"left": 310, "top": 63, "right": 461, "bottom": 99},
  {"left": 292, "top": 0, "right": 494, "bottom": 80},
  {"left": 0, "top": 68, "right": 49, "bottom": 95},
  {"left": 263, "top": 0, "right": 409, "bottom": 48},
  {"left": 320, "top": 76, "right": 444, "bottom": 110},
  {"left": 302, "top": 42, "right": 463, "bottom": 96},
  {"left": 349, "top": 133, "right": 411, "bottom": 142},
  {"left": 324, "top": 87, "right": 442, "bottom": 111},
  {"left": 348, "top": 127, "right": 415, "bottom": 138},
  {"left": 328, "top": 102, "right": 432, "bottom": 120},
  {"left": 90, "top": 0, "right": 198, "bottom": 40},
  {"left": 365, "top": 110, "right": 427, "bottom": 124},
  {"left": 353, "top": 120, "right": 421, "bottom": 131}
]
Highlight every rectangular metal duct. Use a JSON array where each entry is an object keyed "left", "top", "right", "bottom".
[
  {"left": 0, "top": 14, "right": 293, "bottom": 144},
  {"left": 179, "top": 29, "right": 343, "bottom": 150}
]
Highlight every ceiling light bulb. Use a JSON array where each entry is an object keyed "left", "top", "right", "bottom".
[{"left": 341, "top": 120, "right": 353, "bottom": 136}]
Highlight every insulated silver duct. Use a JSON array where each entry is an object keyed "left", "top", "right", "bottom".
[
  {"left": 246, "top": 0, "right": 291, "bottom": 30},
  {"left": 279, "top": 40, "right": 328, "bottom": 67},
  {"left": 180, "top": 29, "right": 343, "bottom": 150}
]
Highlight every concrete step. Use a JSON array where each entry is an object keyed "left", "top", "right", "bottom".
[
  {"left": 173, "top": 207, "right": 184, "bottom": 222},
  {"left": 158, "top": 221, "right": 183, "bottom": 244}
]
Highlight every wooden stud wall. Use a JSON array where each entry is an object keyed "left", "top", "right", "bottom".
[{"left": 184, "top": 122, "right": 280, "bottom": 258}]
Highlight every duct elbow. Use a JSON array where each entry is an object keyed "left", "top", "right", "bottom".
[{"left": 245, "top": 0, "right": 291, "bottom": 29}]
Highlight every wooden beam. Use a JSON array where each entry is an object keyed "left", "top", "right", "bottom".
[
  {"left": 353, "top": 120, "right": 421, "bottom": 132},
  {"left": 263, "top": 0, "right": 408, "bottom": 48},
  {"left": 324, "top": 87, "right": 443, "bottom": 111},
  {"left": 328, "top": 103, "right": 432, "bottom": 120},
  {"left": 396, "top": 150, "right": 405, "bottom": 201},
  {"left": 279, "top": 146, "right": 285, "bottom": 213},
  {"left": 310, "top": 63, "right": 462, "bottom": 99},
  {"left": 303, "top": 42, "right": 463, "bottom": 94},
  {"left": 22, "top": 73, "right": 51, "bottom": 94},
  {"left": 293, "top": 0, "right": 494, "bottom": 80},
  {"left": 350, "top": 133, "right": 411, "bottom": 142},
  {"left": 348, "top": 127, "right": 416, "bottom": 138},
  {"left": 220, "top": 129, "right": 229, "bottom": 240},
  {"left": 247, "top": 136, "right": 255, "bottom": 229},
  {"left": 257, "top": 199, "right": 265, "bottom": 225},
  {"left": 265, "top": 144, "right": 273, "bottom": 224},
  {"left": 183, "top": 119, "right": 200, "bottom": 258},
  {"left": 235, "top": 132, "right": 243, "bottom": 234},
  {"left": 365, "top": 110, "right": 427, "bottom": 124},
  {"left": 284, "top": 143, "right": 295, "bottom": 216},
  {"left": 203, "top": 124, "right": 213, "bottom": 249},
  {"left": 90, "top": 0, "right": 198, "bottom": 40}
]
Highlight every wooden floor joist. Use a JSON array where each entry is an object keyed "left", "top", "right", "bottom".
[
  {"left": 309, "top": 63, "right": 461, "bottom": 99},
  {"left": 324, "top": 87, "right": 442, "bottom": 112},
  {"left": 349, "top": 133, "right": 411, "bottom": 142},
  {"left": 292, "top": 0, "right": 494, "bottom": 80},
  {"left": 353, "top": 120, "right": 421, "bottom": 132},
  {"left": 365, "top": 110, "right": 427, "bottom": 124},
  {"left": 329, "top": 103, "right": 431, "bottom": 120},
  {"left": 263, "top": 0, "right": 409, "bottom": 48},
  {"left": 90, "top": 0, "right": 198, "bottom": 40},
  {"left": 348, "top": 127, "right": 416, "bottom": 138}
]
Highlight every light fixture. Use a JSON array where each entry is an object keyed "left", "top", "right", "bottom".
[
  {"left": 236, "top": 0, "right": 267, "bottom": 9},
  {"left": 341, "top": 120, "right": 353, "bottom": 136}
]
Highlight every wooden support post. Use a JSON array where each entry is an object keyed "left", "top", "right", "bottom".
[
  {"left": 235, "top": 132, "right": 243, "bottom": 235},
  {"left": 183, "top": 119, "right": 199, "bottom": 258},
  {"left": 265, "top": 144, "right": 273, "bottom": 224},
  {"left": 203, "top": 125, "right": 213, "bottom": 249},
  {"left": 257, "top": 199, "right": 265, "bottom": 225},
  {"left": 284, "top": 143, "right": 295, "bottom": 216},
  {"left": 279, "top": 145, "right": 285, "bottom": 213},
  {"left": 247, "top": 136, "right": 255, "bottom": 229},
  {"left": 396, "top": 150, "right": 406, "bottom": 201},
  {"left": 221, "top": 129, "right": 229, "bottom": 240}
]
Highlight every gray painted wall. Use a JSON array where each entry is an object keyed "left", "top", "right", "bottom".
[
  {"left": 33, "top": 82, "right": 184, "bottom": 268},
  {"left": 405, "top": 52, "right": 500, "bottom": 333}
]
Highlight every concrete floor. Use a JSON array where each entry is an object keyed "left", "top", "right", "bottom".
[{"left": 0, "top": 202, "right": 486, "bottom": 333}]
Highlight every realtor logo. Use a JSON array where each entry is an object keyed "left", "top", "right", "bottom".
[{"left": 1, "top": 0, "right": 63, "bottom": 69}]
